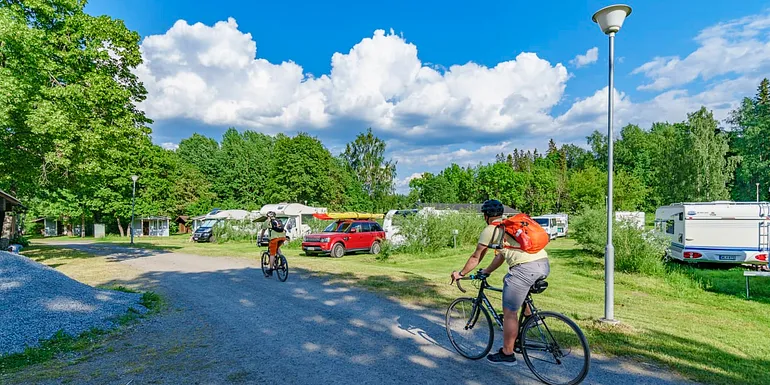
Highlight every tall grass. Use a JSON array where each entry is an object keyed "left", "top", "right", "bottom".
[
  {"left": 571, "top": 206, "right": 669, "bottom": 276},
  {"left": 211, "top": 220, "right": 260, "bottom": 244},
  {"left": 395, "top": 211, "right": 486, "bottom": 254}
]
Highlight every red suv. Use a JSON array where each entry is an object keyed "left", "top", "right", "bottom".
[{"left": 302, "top": 220, "right": 385, "bottom": 258}]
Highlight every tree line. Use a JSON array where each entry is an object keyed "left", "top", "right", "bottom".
[{"left": 410, "top": 81, "right": 770, "bottom": 215}]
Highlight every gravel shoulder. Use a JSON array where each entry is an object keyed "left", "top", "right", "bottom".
[
  {"left": 0, "top": 250, "right": 144, "bottom": 356},
  {"left": 2, "top": 243, "right": 695, "bottom": 385}
]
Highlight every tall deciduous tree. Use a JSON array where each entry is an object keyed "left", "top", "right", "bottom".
[
  {"left": 0, "top": 0, "right": 151, "bottom": 217},
  {"left": 342, "top": 128, "right": 397, "bottom": 200}
]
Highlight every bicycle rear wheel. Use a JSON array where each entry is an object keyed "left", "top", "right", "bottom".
[
  {"left": 276, "top": 255, "right": 288, "bottom": 282},
  {"left": 520, "top": 311, "right": 590, "bottom": 385},
  {"left": 261, "top": 252, "right": 271, "bottom": 277},
  {"left": 445, "top": 297, "right": 494, "bottom": 360}
]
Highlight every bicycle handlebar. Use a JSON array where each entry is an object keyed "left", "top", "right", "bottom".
[{"left": 452, "top": 269, "right": 489, "bottom": 293}]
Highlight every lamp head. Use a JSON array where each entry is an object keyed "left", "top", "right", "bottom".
[
  {"left": 131, "top": 175, "right": 139, "bottom": 182},
  {"left": 592, "top": 4, "right": 632, "bottom": 34}
]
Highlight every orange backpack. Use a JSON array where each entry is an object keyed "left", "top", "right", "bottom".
[{"left": 497, "top": 213, "right": 550, "bottom": 253}]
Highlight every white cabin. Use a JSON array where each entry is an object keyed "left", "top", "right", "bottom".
[{"left": 654, "top": 202, "right": 770, "bottom": 264}]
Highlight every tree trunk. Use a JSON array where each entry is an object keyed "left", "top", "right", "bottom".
[
  {"left": 81, "top": 214, "right": 85, "bottom": 238},
  {"left": 116, "top": 216, "right": 125, "bottom": 237}
]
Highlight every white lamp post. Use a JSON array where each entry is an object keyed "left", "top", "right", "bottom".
[
  {"left": 592, "top": 4, "right": 632, "bottom": 325},
  {"left": 131, "top": 175, "right": 139, "bottom": 245},
  {"left": 757, "top": 183, "right": 761, "bottom": 202}
]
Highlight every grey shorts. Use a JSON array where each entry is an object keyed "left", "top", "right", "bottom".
[{"left": 502, "top": 260, "right": 551, "bottom": 312}]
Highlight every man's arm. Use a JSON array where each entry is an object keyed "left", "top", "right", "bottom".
[
  {"left": 452, "top": 243, "right": 489, "bottom": 281},
  {"left": 481, "top": 252, "right": 505, "bottom": 275}
]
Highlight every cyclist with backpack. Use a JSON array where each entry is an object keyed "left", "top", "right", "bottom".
[
  {"left": 450, "top": 199, "right": 550, "bottom": 366},
  {"left": 265, "top": 211, "right": 286, "bottom": 278}
]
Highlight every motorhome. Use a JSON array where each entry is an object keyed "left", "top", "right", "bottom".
[
  {"left": 256, "top": 203, "right": 327, "bottom": 245},
  {"left": 654, "top": 201, "right": 770, "bottom": 264},
  {"left": 615, "top": 211, "right": 645, "bottom": 229}
]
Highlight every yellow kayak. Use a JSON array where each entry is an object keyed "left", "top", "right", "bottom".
[{"left": 313, "top": 212, "right": 384, "bottom": 220}]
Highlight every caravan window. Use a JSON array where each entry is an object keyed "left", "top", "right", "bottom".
[
  {"left": 535, "top": 218, "right": 550, "bottom": 227},
  {"left": 666, "top": 220, "right": 675, "bottom": 234}
]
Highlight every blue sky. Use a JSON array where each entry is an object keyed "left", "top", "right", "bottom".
[{"left": 86, "top": 0, "right": 770, "bottom": 192}]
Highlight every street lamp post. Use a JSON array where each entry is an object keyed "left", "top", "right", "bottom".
[
  {"left": 592, "top": 4, "right": 632, "bottom": 325},
  {"left": 131, "top": 175, "right": 138, "bottom": 245}
]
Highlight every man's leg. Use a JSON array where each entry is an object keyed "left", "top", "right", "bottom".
[
  {"left": 502, "top": 306, "right": 519, "bottom": 355},
  {"left": 268, "top": 239, "right": 277, "bottom": 272}
]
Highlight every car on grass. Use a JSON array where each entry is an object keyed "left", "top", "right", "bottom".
[{"left": 302, "top": 220, "right": 386, "bottom": 258}]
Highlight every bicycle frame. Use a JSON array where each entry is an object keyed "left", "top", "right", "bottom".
[{"left": 464, "top": 276, "right": 539, "bottom": 336}]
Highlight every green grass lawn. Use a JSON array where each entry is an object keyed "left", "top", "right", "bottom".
[{"left": 79, "top": 235, "right": 770, "bottom": 384}]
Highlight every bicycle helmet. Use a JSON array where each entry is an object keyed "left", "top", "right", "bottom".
[{"left": 480, "top": 199, "right": 504, "bottom": 217}]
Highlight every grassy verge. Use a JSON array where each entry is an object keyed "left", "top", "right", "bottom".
[{"left": 99, "top": 235, "right": 770, "bottom": 385}]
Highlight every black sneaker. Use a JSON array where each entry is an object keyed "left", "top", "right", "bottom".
[
  {"left": 264, "top": 269, "right": 273, "bottom": 278},
  {"left": 487, "top": 348, "right": 517, "bottom": 366}
]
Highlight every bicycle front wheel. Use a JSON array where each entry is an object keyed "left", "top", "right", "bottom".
[
  {"left": 445, "top": 297, "right": 494, "bottom": 360},
  {"left": 276, "top": 255, "right": 288, "bottom": 282},
  {"left": 261, "top": 252, "right": 270, "bottom": 277},
  {"left": 521, "top": 311, "right": 590, "bottom": 385}
]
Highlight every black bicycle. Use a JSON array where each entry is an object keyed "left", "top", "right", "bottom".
[
  {"left": 261, "top": 250, "right": 288, "bottom": 282},
  {"left": 446, "top": 269, "right": 590, "bottom": 385}
]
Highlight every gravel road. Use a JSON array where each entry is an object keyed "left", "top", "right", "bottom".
[{"left": 2, "top": 243, "right": 695, "bottom": 385}]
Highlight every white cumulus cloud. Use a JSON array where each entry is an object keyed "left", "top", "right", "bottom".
[
  {"left": 136, "top": 18, "right": 570, "bottom": 142},
  {"left": 161, "top": 142, "right": 179, "bottom": 150},
  {"left": 632, "top": 13, "right": 770, "bottom": 91},
  {"left": 570, "top": 47, "right": 599, "bottom": 68}
]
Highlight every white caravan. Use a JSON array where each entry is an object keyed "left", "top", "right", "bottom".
[
  {"left": 615, "top": 211, "right": 645, "bottom": 229},
  {"left": 256, "top": 203, "right": 327, "bottom": 245},
  {"left": 654, "top": 202, "right": 770, "bottom": 264}
]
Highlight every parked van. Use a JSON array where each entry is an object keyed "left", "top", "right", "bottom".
[
  {"left": 536, "top": 214, "right": 569, "bottom": 237},
  {"left": 654, "top": 201, "right": 770, "bottom": 264},
  {"left": 532, "top": 216, "right": 560, "bottom": 240}
]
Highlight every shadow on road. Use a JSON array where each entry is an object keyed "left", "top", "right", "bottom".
[{"left": 81, "top": 256, "right": 694, "bottom": 385}]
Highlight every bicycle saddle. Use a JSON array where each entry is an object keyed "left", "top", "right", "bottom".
[{"left": 529, "top": 277, "right": 548, "bottom": 294}]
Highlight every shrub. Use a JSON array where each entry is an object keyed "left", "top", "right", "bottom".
[
  {"left": 572, "top": 206, "right": 668, "bottom": 276},
  {"left": 212, "top": 219, "right": 259, "bottom": 243},
  {"left": 395, "top": 211, "right": 485, "bottom": 254},
  {"left": 10, "top": 235, "right": 30, "bottom": 247}
]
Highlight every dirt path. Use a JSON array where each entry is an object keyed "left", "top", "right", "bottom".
[{"left": 4, "top": 243, "right": 695, "bottom": 385}]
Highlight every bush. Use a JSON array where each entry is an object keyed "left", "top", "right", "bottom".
[
  {"left": 212, "top": 219, "right": 259, "bottom": 243},
  {"left": 10, "top": 235, "right": 30, "bottom": 247},
  {"left": 572, "top": 206, "right": 668, "bottom": 276},
  {"left": 395, "top": 211, "right": 486, "bottom": 254}
]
